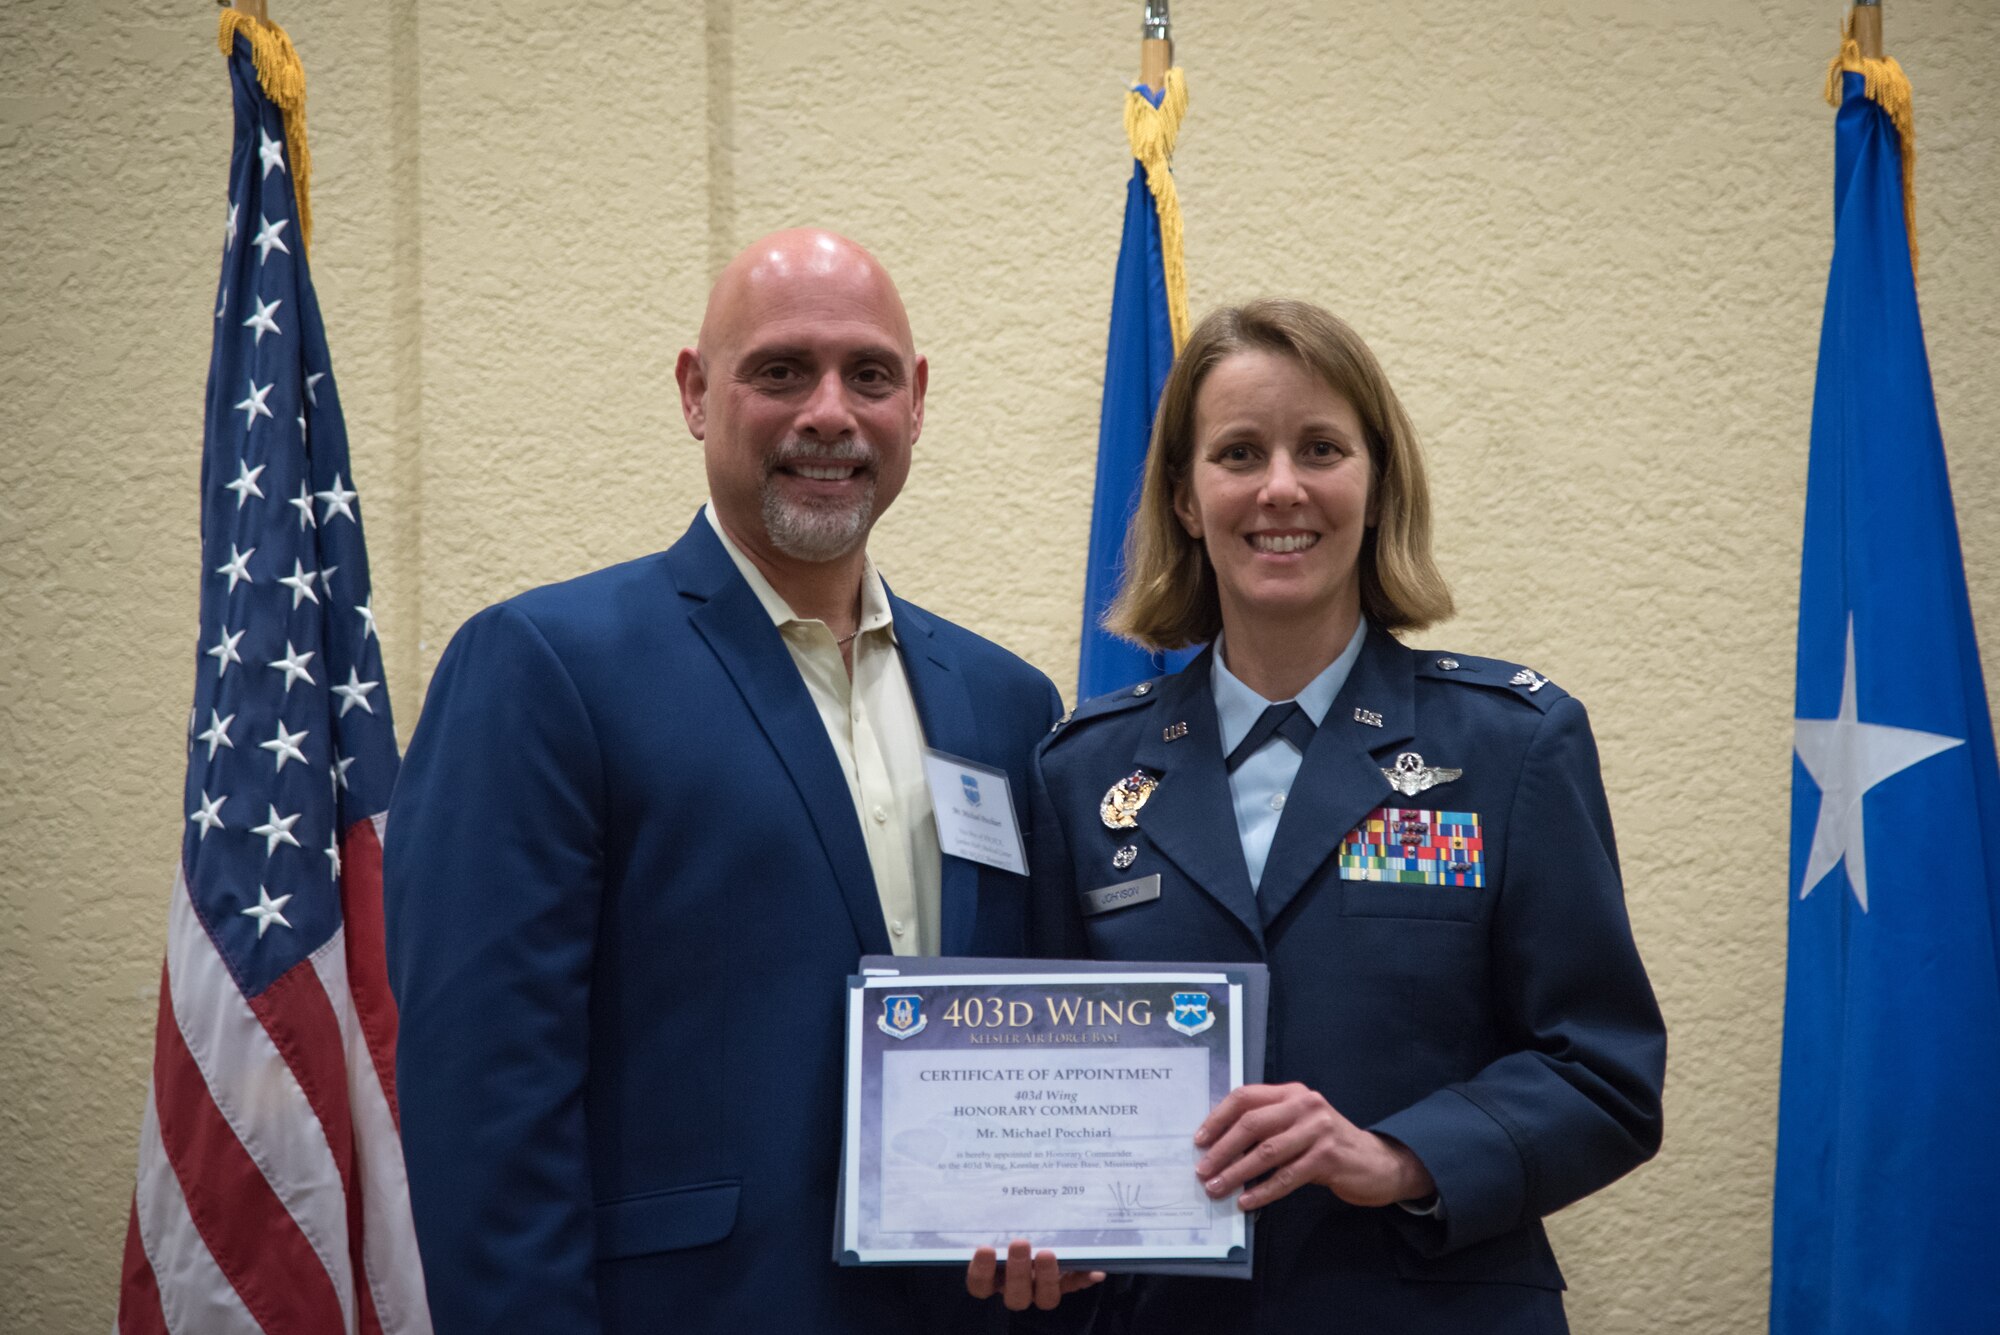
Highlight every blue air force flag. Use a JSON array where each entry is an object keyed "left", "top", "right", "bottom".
[
  {"left": 1771, "top": 65, "right": 2000, "bottom": 1335},
  {"left": 1077, "top": 77, "right": 1196, "bottom": 701}
]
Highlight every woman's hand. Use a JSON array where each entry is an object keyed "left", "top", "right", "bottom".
[
  {"left": 1193, "top": 1082, "right": 1436, "bottom": 1211},
  {"left": 966, "top": 1240, "right": 1106, "bottom": 1311}
]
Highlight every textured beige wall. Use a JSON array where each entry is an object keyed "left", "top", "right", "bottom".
[{"left": 4, "top": 1, "right": 1997, "bottom": 1330}]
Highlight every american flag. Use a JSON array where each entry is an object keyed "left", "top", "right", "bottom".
[{"left": 117, "top": 24, "right": 430, "bottom": 1335}]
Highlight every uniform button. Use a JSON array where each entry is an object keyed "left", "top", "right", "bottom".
[
  {"left": 872, "top": 804, "right": 889, "bottom": 823},
  {"left": 891, "top": 920, "right": 906, "bottom": 937},
  {"left": 1270, "top": 793, "right": 1286, "bottom": 812}
]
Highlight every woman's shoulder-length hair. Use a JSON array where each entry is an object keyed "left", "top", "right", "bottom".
[{"left": 1105, "top": 297, "right": 1454, "bottom": 651}]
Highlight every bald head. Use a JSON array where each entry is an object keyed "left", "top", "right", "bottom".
[
  {"left": 675, "top": 228, "right": 927, "bottom": 576},
  {"left": 699, "top": 229, "right": 915, "bottom": 363}
]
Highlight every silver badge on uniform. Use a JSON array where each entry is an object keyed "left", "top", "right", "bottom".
[{"left": 1382, "top": 751, "right": 1464, "bottom": 796}]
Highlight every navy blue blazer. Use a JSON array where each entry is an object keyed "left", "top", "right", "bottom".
[
  {"left": 385, "top": 515, "right": 1060, "bottom": 1333},
  {"left": 1029, "top": 632, "right": 1665, "bottom": 1335}
]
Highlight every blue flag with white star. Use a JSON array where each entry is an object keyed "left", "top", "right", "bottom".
[
  {"left": 1077, "top": 78, "right": 1197, "bottom": 700},
  {"left": 1773, "top": 64, "right": 2000, "bottom": 1334}
]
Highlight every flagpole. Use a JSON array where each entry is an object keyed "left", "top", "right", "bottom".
[
  {"left": 1852, "top": 1, "right": 1882, "bottom": 60},
  {"left": 224, "top": 0, "right": 269, "bottom": 25},
  {"left": 1141, "top": 0, "right": 1172, "bottom": 92}
]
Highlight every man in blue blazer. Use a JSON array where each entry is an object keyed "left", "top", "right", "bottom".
[{"left": 385, "top": 230, "right": 1060, "bottom": 1332}]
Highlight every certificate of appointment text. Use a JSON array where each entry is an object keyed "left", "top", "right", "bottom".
[{"left": 839, "top": 968, "right": 1249, "bottom": 1266}]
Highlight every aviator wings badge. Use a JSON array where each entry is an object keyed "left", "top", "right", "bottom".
[{"left": 1382, "top": 751, "right": 1463, "bottom": 797}]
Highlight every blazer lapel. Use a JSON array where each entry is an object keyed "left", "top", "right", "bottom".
[
  {"left": 1130, "top": 651, "right": 1265, "bottom": 950},
  {"left": 669, "top": 519, "right": 892, "bottom": 957},
  {"left": 1256, "top": 630, "right": 1415, "bottom": 928},
  {"left": 888, "top": 595, "right": 984, "bottom": 957}
]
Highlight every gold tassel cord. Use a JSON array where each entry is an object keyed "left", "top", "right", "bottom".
[
  {"left": 218, "top": 8, "right": 313, "bottom": 256},
  {"left": 1825, "top": 20, "right": 1916, "bottom": 278},
  {"left": 1126, "top": 68, "right": 1190, "bottom": 352}
]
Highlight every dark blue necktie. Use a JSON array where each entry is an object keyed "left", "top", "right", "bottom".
[{"left": 1224, "top": 702, "right": 1317, "bottom": 773}]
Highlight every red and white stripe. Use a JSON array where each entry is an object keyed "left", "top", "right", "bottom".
[{"left": 118, "top": 817, "right": 430, "bottom": 1335}]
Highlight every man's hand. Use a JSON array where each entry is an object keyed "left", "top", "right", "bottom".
[
  {"left": 1193, "top": 1082, "right": 1436, "bottom": 1211},
  {"left": 966, "top": 1240, "right": 1106, "bottom": 1311}
]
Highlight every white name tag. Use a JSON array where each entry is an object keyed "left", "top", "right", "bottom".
[{"left": 921, "top": 749, "right": 1028, "bottom": 875}]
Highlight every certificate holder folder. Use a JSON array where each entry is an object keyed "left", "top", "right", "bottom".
[{"left": 836, "top": 955, "right": 1270, "bottom": 1278}]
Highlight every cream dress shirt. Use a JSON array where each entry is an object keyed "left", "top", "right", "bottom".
[{"left": 704, "top": 504, "right": 941, "bottom": 955}]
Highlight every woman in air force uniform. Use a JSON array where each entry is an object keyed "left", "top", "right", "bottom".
[{"left": 1025, "top": 299, "right": 1665, "bottom": 1334}]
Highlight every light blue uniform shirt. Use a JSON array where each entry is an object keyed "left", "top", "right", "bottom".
[{"left": 1211, "top": 619, "right": 1368, "bottom": 892}]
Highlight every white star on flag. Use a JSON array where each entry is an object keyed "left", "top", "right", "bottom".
[
  {"left": 241, "top": 886, "right": 294, "bottom": 939},
  {"left": 225, "top": 461, "right": 266, "bottom": 508},
  {"left": 356, "top": 596, "right": 378, "bottom": 642},
  {"left": 215, "top": 543, "right": 255, "bottom": 593},
  {"left": 278, "top": 559, "right": 322, "bottom": 610},
  {"left": 332, "top": 668, "right": 380, "bottom": 717},
  {"left": 324, "top": 834, "right": 342, "bottom": 879},
  {"left": 251, "top": 215, "right": 290, "bottom": 265},
  {"left": 317, "top": 474, "right": 359, "bottom": 525},
  {"left": 206, "top": 626, "right": 245, "bottom": 677},
  {"left": 304, "top": 371, "right": 325, "bottom": 406},
  {"left": 249, "top": 804, "right": 303, "bottom": 856},
  {"left": 1793, "top": 616, "right": 1964, "bottom": 911},
  {"left": 235, "top": 378, "right": 274, "bottom": 429},
  {"left": 258, "top": 127, "right": 286, "bottom": 178},
  {"left": 267, "top": 641, "right": 316, "bottom": 692},
  {"left": 196, "top": 709, "right": 236, "bottom": 761},
  {"left": 260, "top": 722, "right": 310, "bottom": 773},
  {"left": 289, "top": 481, "right": 317, "bottom": 530},
  {"left": 189, "top": 792, "right": 227, "bottom": 839},
  {"left": 224, "top": 200, "right": 239, "bottom": 249},
  {"left": 242, "top": 294, "right": 283, "bottom": 343}
]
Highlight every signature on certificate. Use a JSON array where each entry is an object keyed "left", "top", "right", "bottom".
[{"left": 1107, "top": 1180, "right": 1168, "bottom": 1221}]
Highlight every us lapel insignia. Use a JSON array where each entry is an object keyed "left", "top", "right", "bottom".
[
  {"left": 1162, "top": 721, "right": 1189, "bottom": 742},
  {"left": 1100, "top": 771, "right": 1159, "bottom": 829},
  {"left": 1382, "top": 751, "right": 1463, "bottom": 797},
  {"left": 1353, "top": 707, "right": 1384, "bottom": 728}
]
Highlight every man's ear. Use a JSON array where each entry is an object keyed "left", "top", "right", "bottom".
[
  {"left": 675, "top": 347, "right": 707, "bottom": 439},
  {"left": 908, "top": 353, "right": 929, "bottom": 443}
]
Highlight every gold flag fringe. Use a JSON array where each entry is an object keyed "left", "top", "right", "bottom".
[
  {"left": 218, "top": 8, "right": 313, "bottom": 257},
  {"left": 1126, "top": 68, "right": 1190, "bottom": 352},
  {"left": 1825, "top": 19, "right": 1916, "bottom": 278}
]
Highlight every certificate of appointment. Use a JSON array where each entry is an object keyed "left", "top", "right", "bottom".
[{"left": 838, "top": 958, "right": 1262, "bottom": 1268}]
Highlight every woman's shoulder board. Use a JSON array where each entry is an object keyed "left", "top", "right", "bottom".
[
  {"left": 1413, "top": 651, "right": 1570, "bottom": 712},
  {"left": 1045, "top": 677, "right": 1164, "bottom": 739}
]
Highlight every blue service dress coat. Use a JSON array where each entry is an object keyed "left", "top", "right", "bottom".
[
  {"left": 1029, "top": 630, "right": 1665, "bottom": 1335},
  {"left": 384, "top": 514, "right": 1061, "bottom": 1334}
]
